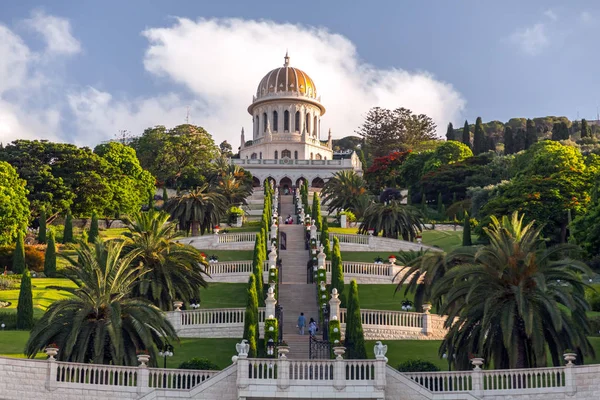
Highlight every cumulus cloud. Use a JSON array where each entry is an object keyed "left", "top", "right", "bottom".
[
  {"left": 580, "top": 11, "right": 592, "bottom": 23},
  {"left": 510, "top": 23, "right": 550, "bottom": 56},
  {"left": 24, "top": 9, "right": 81, "bottom": 55},
  {"left": 543, "top": 9, "right": 558, "bottom": 21}
]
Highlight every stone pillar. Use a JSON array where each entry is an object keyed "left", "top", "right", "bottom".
[
  {"left": 268, "top": 250, "right": 277, "bottom": 269},
  {"left": 565, "top": 354, "right": 575, "bottom": 394},
  {"left": 265, "top": 286, "right": 277, "bottom": 317},
  {"left": 236, "top": 341, "right": 250, "bottom": 389},
  {"left": 310, "top": 224, "right": 317, "bottom": 240},
  {"left": 329, "top": 288, "right": 341, "bottom": 320},
  {"left": 470, "top": 359, "right": 483, "bottom": 398},
  {"left": 374, "top": 358, "right": 387, "bottom": 390},
  {"left": 340, "top": 214, "right": 347, "bottom": 229},
  {"left": 47, "top": 357, "right": 58, "bottom": 391},
  {"left": 422, "top": 304, "right": 433, "bottom": 336},
  {"left": 277, "top": 357, "right": 290, "bottom": 389},
  {"left": 137, "top": 361, "right": 150, "bottom": 394},
  {"left": 317, "top": 249, "right": 326, "bottom": 269},
  {"left": 333, "top": 357, "right": 346, "bottom": 390},
  {"left": 270, "top": 222, "right": 278, "bottom": 239}
]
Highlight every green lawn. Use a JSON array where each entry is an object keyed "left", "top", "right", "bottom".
[
  {"left": 0, "top": 278, "right": 77, "bottom": 317},
  {"left": 341, "top": 252, "right": 397, "bottom": 263},
  {"left": 421, "top": 230, "right": 466, "bottom": 252},
  {"left": 197, "top": 250, "right": 253, "bottom": 261},
  {"left": 340, "top": 284, "right": 423, "bottom": 312},
  {"left": 201, "top": 283, "right": 247, "bottom": 308}
]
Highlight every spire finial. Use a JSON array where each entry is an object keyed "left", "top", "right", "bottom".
[{"left": 284, "top": 50, "right": 290, "bottom": 67}]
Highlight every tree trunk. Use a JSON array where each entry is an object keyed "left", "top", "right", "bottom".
[{"left": 191, "top": 221, "right": 199, "bottom": 236}]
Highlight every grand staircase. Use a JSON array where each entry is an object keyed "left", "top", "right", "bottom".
[{"left": 277, "top": 195, "right": 319, "bottom": 359}]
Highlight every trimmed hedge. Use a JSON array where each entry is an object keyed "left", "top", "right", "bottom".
[
  {"left": 264, "top": 318, "right": 278, "bottom": 357},
  {"left": 329, "top": 319, "right": 342, "bottom": 350},
  {"left": 178, "top": 358, "right": 220, "bottom": 370},
  {"left": 397, "top": 359, "right": 441, "bottom": 372}
]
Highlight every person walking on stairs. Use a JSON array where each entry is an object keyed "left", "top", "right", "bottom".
[
  {"left": 297, "top": 312, "right": 306, "bottom": 335},
  {"left": 308, "top": 318, "right": 318, "bottom": 337}
]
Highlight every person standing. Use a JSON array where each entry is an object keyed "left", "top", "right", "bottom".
[
  {"left": 297, "top": 312, "right": 306, "bottom": 335},
  {"left": 308, "top": 318, "right": 317, "bottom": 336}
]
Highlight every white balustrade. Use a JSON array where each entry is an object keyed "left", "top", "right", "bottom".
[
  {"left": 324, "top": 261, "right": 392, "bottom": 276},
  {"left": 248, "top": 359, "right": 277, "bottom": 380},
  {"left": 339, "top": 308, "right": 423, "bottom": 329},
  {"left": 55, "top": 362, "right": 138, "bottom": 387},
  {"left": 288, "top": 360, "right": 335, "bottom": 381},
  {"left": 217, "top": 232, "right": 257, "bottom": 244},
  {"left": 177, "top": 308, "right": 266, "bottom": 326},
  {"left": 208, "top": 261, "right": 253, "bottom": 275},
  {"left": 405, "top": 371, "right": 473, "bottom": 392},
  {"left": 482, "top": 367, "right": 565, "bottom": 391},
  {"left": 148, "top": 368, "right": 218, "bottom": 389},
  {"left": 345, "top": 360, "right": 376, "bottom": 381}
]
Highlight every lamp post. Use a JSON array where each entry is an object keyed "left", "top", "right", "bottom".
[
  {"left": 158, "top": 344, "right": 174, "bottom": 368},
  {"left": 0, "top": 323, "right": 4, "bottom": 330},
  {"left": 190, "top": 298, "right": 201, "bottom": 309},
  {"left": 267, "top": 338, "right": 275, "bottom": 357}
]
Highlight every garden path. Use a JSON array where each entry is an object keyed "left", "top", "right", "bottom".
[{"left": 277, "top": 195, "right": 319, "bottom": 359}]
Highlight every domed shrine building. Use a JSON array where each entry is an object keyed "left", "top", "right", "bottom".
[{"left": 234, "top": 53, "right": 362, "bottom": 192}]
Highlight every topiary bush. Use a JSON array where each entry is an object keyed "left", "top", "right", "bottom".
[
  {"left": 178, "top": 358, "right": 220, "bottom": 370},
  {"left": 227, "top": 206, "right": 244, "bottom": 224},
  {"left": 264, "top": 318, "right": 278, "bottom": 357},
  {"left": 16, "top": 269, "right": 33, "bottom": 330},
  {"left": 397, "top": 359, "right": 441, "bottom": 372},
  {"left": 329, "top": 319, "right": 341, "bottom": 350}
]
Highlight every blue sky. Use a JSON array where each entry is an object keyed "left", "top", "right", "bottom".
[{"left": 1, "top": 1, "right": 598, "bottom": 147}]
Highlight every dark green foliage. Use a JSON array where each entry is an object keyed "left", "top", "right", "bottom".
[
  {"left": 312, "top": 192, "right": 322, "bottom": 230},
  {"left": 397, "top": 359, "right": 441, "bottom": 372},
  {"left": 264, "top": 318, "right": 278, "bottom": 357},
  {"left": 504, "top": 126, "right": 514, "bottom": 154},
  {"left": 581, "top": 119, "right": 591, "bottom": 138},
  {"left": 243, "top": 274, "right": 259, "bottom": 358},
  {"left": 329, "top": 319, "right": 342, "bottom": 351},
  {"left": 525, "top": 119, "right": 537, "bottom": 149},
  {"left": 436, "top": 192, "right": 443, "bottom": 215},
  {"left": 148, "top": 190, "right": 155, "bottom": 209},
  {"left": 421, "top": 193, "right": 427, "bottom": 213},
  {"left": 330, "top": 237, "right": 345, "bottom": 306},
  {"left": 44, "top": 230, "right": 57, "bottom": 277},
  {"left": 253, "top": 232, "right": 265, "bottom": 307},
  {"left": 445, "top": 122, "right": 454, "bottom": 141},
  {"left": 88, "top": 211, "right": 99, "bottom": 243},
  {"left": 321, "top": 219, "right": 331, "bottom": 259},
  {"left": 12, "top": 231, "right": 25, "bottom": 274},
  {"left": 0, "top": 161, "right": 30, "bottom": 245},
  {"left": 344, "top": 280, "right": 366, "bottom": 359},
  {"left": 162, "top": 187, "right": 169, "bottom": 202},
  {"left": 462, "top": 212, "right": 472, "bottom": 246},
  {"left": 551, "top": 121, "right": 570, "bottom": 141},
  {"left": 38, "top": 210, "right": 47, "bottom": 244},
  {"left": 16, "top": 269, "right": 33, "bottom": 330},
  {"left": 178, "top": 358, "right": 220, "bottom": 370},
  {"left": 63, "top": 211, "right": 73, "bottom": 244},
  {"left": 461, "top": 120, "right": 470, "bottom": 147},
  {"left": 473, "top": 117, "right": 486, "bottom": 155}
]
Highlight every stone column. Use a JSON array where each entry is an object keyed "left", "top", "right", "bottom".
[
  {"left": 340, "top": 214, "right": 347, "bottom": 229},
  {"left": 310, "top": 224, "right": 317, "bottom": 240},
  {"left": 422, "top": 304, "right": 433, "bottom": 336},
  {"left": 329, "top": 288, "right": 341, "bottom": 320},
  {"left": 268, "top": 250, "right": 277, "bottom": 269},
  {"left": 317, "top": 249, "right": 326, "bottom": 269},
  {"left": 565, "top": 354, "right": 576, "bottom": 395},
  {"left": 137, "top": 361, "right": 150, "bottom": 394},
  {"left": 47, "top": 357, "right": 58, "bottom": 391},
  {"left": 374, "top": 358, "right": 387, "bottom": 390},
  {"left": 333, "top": 357, "right": 346, "bottom": 390},
  {"left": 270, "top": 222, "right": 278, "bottom": 240},
  {"left": 265, "top": 286, "right": 277, "bottom": 318},
  {"left": 277, "top": 356, "right": 290, "bottom": 389},
  {"left": 236, "top": 343, "right": 250, "bottom": 389},
  {"left": 470, "top": 358, "right": 484, "bottom": 397}
]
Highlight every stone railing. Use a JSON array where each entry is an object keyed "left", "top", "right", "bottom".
[
  {"left": 316, "top": 232, "right": 439, "bottom": 253},
  {"left": 217, "top": 232, "right": 257, "bottom": 244},
  {"left": 324, "top": 261, "right": 403, "bottom": 284},
  {"left": 205, "top": 261, "right": 270, "bottom": 283},
  {"left": 232, "top": 158, "right": 355, "bottom": 168},
  {"left": 147, "top": 367, "right": 219, "bottom": 389},
  {"left": 166, "top": 308, "right": 266, "bottom": 338}
]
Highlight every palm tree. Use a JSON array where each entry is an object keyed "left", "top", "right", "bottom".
[
  {"left": 435, "top": 212, "right": 593, "bottom": 370},
  {"left": 124, "top": 210, "right": 209, "bottom": 310},
  {"left": 215, "top": 173, "right": 253, "bottom": 206},
  {"left": 321, "top": 170, "right": 370, "bottom": 218},
  {"left": 25, "top": 239, "right": 177, "bottom": 365},
  {"left": 164, "top": 184, "right": 228, "bottom": 235},
  {"left": 394, "top": 249, "right": 449, "bottom": 311},
  {"left": 359, "top": 200, "right": 424, "bottom": 240}
]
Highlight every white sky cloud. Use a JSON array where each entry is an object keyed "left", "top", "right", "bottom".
[
  {"left": 544, "top": 9, "right": 558, "bottom": 21},
  {"left": 510, "top": 23, "right": 549, "bottom": 56},
  {"left": 581, "top": 11, "right": 592, "bottom": 23},
  {"left": 24, "top": 9, "right": 81, "bottom": 55}
]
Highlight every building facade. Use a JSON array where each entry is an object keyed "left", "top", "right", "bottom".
[{"left": 234, "top": 53, "right": 362, "bottom": 190}]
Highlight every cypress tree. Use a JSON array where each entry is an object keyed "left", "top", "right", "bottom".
[
  {"left": 88, "top": 211, "right": 99, "bottom": 243},
  {"left": 421, "top": 193, "right": 427, "bottom": 213},
  {"left": 162, "top": 187, "right": 169, "bottom": 203},
  {"left": 330, "top": 237, "right": 345, "bottom": 306},
  {"left": 462, "top": 120, "right": 470, "bottom": 148},
  {"left": 312, "top": 192, "right": 322, "bottom": 230},
  {"left": 406, "top": 189, "right": 412, "bottom": 205},
  {"left": 38, "top": 209, "right": 47, "bottom": 244},
  {"left": 63, "top": 211, "right": 73, "bottom": 244},
  {"left": 446, "top": 122, "right": 454, "bottom": 141},
  {"left": 552, "top": 122, "right": 570, "bottom": 141},
  {"left": 358, "top": 149, "right": 368, "bottom": 174},
  {"left": 462, "top": 212, "right": 472, "bottom": 246},
  {"left": 504, "top": 126, "right": 514, "bottom": 155},
  {"left": 148, "top": 189, "right": 155, "bottom": 209},
  {"left": 473, "top": 117, "right": 486, "bottom": 155},
  {"left": 321, "top": 219, "right": 330, "bottom": 259},
  {"left": 525, "top": 119, "right": 537, "bottom": 149},
  {"left": 344, "top": 280, "right": 367, "bottom": 359},
  {"left": 514, "top": 128, "right": 526, "bottom": 152},
  {"left": 436, "top": 192, "right": 443, "bottom": 215},
  {"left": 16, "top": 269, "right": 34, "bottom": 330},
  {"left": 242, "top": 274, "right": 259, "bottom": 357},
  {"left": 12, "top": 231, "right": 25, "bottom": 274},
  {"left": 253, "top": 232, "right": 265, "bottom": 306},
  {"left": 44, "top": 229, "right": 57, "bottom": 277},
  {"left": 581, "top": 119, "right": 591, "bottom": 138}
]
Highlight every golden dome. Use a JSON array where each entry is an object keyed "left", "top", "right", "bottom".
[{"left": 255, "top": 53, "right": 318, "bottom": 100}]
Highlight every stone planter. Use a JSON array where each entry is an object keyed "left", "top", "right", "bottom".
[
  {"left": 470, "top": 357, "right": 484, "bottom": 370},
  {"left": 388, "top": 258, "right": 396, "bottom": 265},
  {"left": 137, "top": 354, "right": 150, "bottom": 366},
  {"left": 173, "top": 301, "right": 183, "bottom": 311},
  {"left": 45, "top": 347, "right": 59, "bottom": 360},
  {"left": 422, "top": 303, "right": 432, "bottom": 314},
  {"left": 234, "top": 216, "right": 243, "bottom": 228},
  {"left": 564, "top": 352, "right": 577, "bottom": 365},
  {"left": 278, "top": 346, "right": 289, "bottom": 359},
  {"left": 333, "top": 346, "right": 346, "bottom": 360}
]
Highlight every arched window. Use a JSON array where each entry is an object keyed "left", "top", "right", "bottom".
[
  {"left": 284, "top": 110, "right": 290, "bottom": 131},
  {"left": 310, "top": 152, "right": 314, "bottom": 160},
  {"left": 306, "top": 113, "right": 311, "bottom": 133},
  {"left": 282, "top": 149, "right": 291, "bottom": 158},
  {"left": 294, "top": 150, "right": 298, "bottom": 159},
  {"left": 274, "top": 151, "right": 278, "bottom": 159},
  {"left": 315, "top": 154, "right": 322, "bottom": 160},
  {"left": 314, "top": 116, "right": 318, "bottom": 136},
  {"left": 273, "top": 111, "right": 278, "bottom": 132},
  {"left": 251, "top": 153, "right": 257, "bottom": 159},
  {"left": 263, "top": 112, "right": 267, "bottom": 132},
  {"left": 295, "top": 111, "right": 300, "bottom": 132}
]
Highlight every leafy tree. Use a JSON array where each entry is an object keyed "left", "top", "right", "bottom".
[
  {"left": 124, "top": 211, "right": 209, "bottom": 310},
  {"left": 242, "top": 274, "right": 259, "bottom": 358},
  {"left": 219, "top": 140, "right": 233, "bottom": 158},
  {"left": 581, "top": 119, "right": 591, "bottom": 138},
  {"left": 178, "top": 358, "right": 220, "bottom": 370},
  {"left": 436, "top": 212, "right": 594, "bottom": 369},
  {"left": 332, "top": 135, "right": 363, "bottom": 153},
  {"left": 164, "top": 184, "right": 228, "bottom": 236},
  {"left": 344, "top": 280, "right": 367, "bottom": 359},
  {"left": 321, "top": 171, "right": 369, "bottom": 218},
  {"left": 44, "top": 229, "right": 57, "bottom": 277},
  {"left": 365, "top": 151, "right": 412, "bottom": 192},
  {"left": 436, "top": 192, "right": 443, "bottom": 215},
  {"left": 63, "top": 211, "right": 74, "bottom": 244},
  {"left": 88, "top": 211, "right": 99, "bottom": 243},
  {"left": 213, "top": 170, "right": 253, "bottom": 206},
  {"left": 356, "top": 107, "right": 437, "bottom": 157},
  {"left": 461, "top": 120, "right": 470, "bottom": 148},
  {"left": 551, "top": 121, "right": 570, "bottom": 141},
  {"left": 360, "top": 201, "right": 423, "bottom": 240},
  {"left": 12, "top": 231, "right": 25, "bottom": 274},
  {"left": 395, "top": 250, "right": 449, "bottom": 311},
  {"left": 525, "top": 119, "right": 537, "bottom": 149},
  {"left": 445, "top": 122, "right": 454, "bottom": 141},
  {"left": 473, "top": 117, "right": 486, "bottom": 155},
  {"left": 504, "top": 126, "right": 514, "bottom": 155},
  {"left": 330, "top": 237, "right": 345, "bottom": 306},
  {"left": 0, "top": 162, "right": 30, "bottom": 245},
  {"left": 397, "top": 359, "right": 440, "bottom": 372},
  {"left": 312, "top": 192, "right": 322, "bottom": 230},
  {"left": 162, "top": 187, "right": 168, "bottom": 203},
  {"left": 462, "top": 212, "right": 472, "bottom": 246},
  {"left": 25, "top": 240, "right": 177, "bottom": 365},
  {"left": 16, "top": 269, "right": 33, "bottom": 330},
  {"left": 38, "top": 209, "right": 47, "bottom": 244}
]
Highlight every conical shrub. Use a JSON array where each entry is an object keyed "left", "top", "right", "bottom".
[
  {"left": 44, "top": 229, "right": 57, "bottom": 277},
  {"left": 16, "top": 269, "right": 33, "bottom": 330}
]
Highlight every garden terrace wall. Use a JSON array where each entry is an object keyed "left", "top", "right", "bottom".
[
  {"left": 206, "top": 261, "right": 270, "bottom": 283},
  {"left": 166, "top": 308, "right": 266, "bottom": 338},
  {"left": 317, "top": 233, "right": 440, "bottom": 252},
  {"left": 324, "top": 260, "right": 420, "bottom": 284}
]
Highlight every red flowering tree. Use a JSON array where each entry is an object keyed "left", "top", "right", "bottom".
[{"left": 365, "top": 151, "right": 412, "bottom": 192}]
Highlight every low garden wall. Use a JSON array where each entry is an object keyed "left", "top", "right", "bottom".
[{"left": 165, "top": 308, "right": 266, "bottom": 338}]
